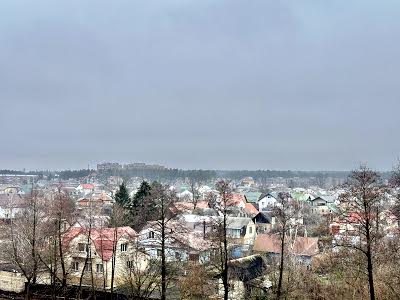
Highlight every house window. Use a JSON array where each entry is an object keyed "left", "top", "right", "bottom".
[
  {"left": 84, "top": 262, "right": 92, "bottom": 272},
  {"left": 72, "top": 261, "right": 79, "bottom": 271},
  {"left": 148, "top": 231, "right": 155, "bottom": 238},
  {"left": 96, "top": 264, "right": 104, "bottom": 273},
  {"left": 157, "top": 249, "right": 162, "bottom": 257},
  {"left": 175, "top": 252, "right": 181, "bottom": 260},
  {"left": 78, "top": 243, "right": 88, "bottom": 252},
  {"left": 121, "top": 243, "right": 128, "bottom": 252},
  {"left": 127, "top": 260, "right": 134, "bottom": 269}
]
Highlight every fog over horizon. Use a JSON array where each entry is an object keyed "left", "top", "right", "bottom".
[{"left": 1, "top": 1, "right": 400, "bottom": 172}]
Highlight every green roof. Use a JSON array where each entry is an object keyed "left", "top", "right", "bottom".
[{"left": 243, "top": 192, "right": 262, "bottom": 203}]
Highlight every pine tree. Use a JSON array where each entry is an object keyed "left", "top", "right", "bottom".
[
  {"left": 132, "top": 181, "right": 152, "bottom": 209},
  {"left": 130, "top": 181, "right": 152, "bottom": 230},
  {"left": 114, "top": 182, "right": 130, "bottom": 208}
]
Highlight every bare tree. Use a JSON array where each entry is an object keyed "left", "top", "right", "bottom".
[
  {"left": 76, "top": 203, "right": 96, "bottom": 300},
  {"left": 272, "top": 192, "right": 300, "bottom": 299},
  {"left": 120, "top": 246, "right": 161, "bottom": 299},
  {"left": 189, "top": 177, "right": 201, "bottom": 210},
  {"left": 389, "top": 161, "right": 400, "bottom": 226},
  {"left": 337, "top": 166, "right": 385, "bottom": 300},
  {"left": 208, "top": 180, "right": 232, "bottom": 300},
  {"left": 108, "top": 203, "right": 123, "bottom": 299},
  {"left": 5, "top": 188, "right": 44, "bottom": 299},
  {"left": 151, "top": 182, "right": 176, "bottom": 300},
  {"left": 178, "top": 263, "right": 210, "bottom": 300},
  {"left": 38, "top": 187, "right": 76, "bottom": 297}
]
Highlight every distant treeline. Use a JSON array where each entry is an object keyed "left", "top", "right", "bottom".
[
  {"left": 98, "top": 168, "right": 351, "bottom": 182},
  {"left": 0, "top": 169, "right": 44, "bottom": 175},
  {"left": 0, "top": 169, "right": 94, "bottom": 180},
  {"left": 1, "top": 168, "right": 390, "bottom": 182},
  {"left": 219, "top": 170, "right": 350, "bottom": 181},
  {"left": 99, "top": 168, "right": 217, "bottom": 182},
  {"left": 58, "top": 169, "right": 94, "bottom": 180}
]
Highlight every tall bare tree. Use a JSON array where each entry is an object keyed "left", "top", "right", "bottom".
[
  {"left": 189, "top": 177, "right": 201, "bottom": 210},
  {"left": 337, "top": 166, "right": 385, "bottom": 300},
  {"left": 272, "top": 192, "right": 300, "bottom": 299},
  {"left": 151, "top": 182, "right": 176, "bottom": 300},
  {"left": 5, "top": 188, "right": 44, "bottom": 299},
  {"left": 208, "top": 180, "right": 232, "bottom": 300},
  {"left": 121, "top": 246, "right": 161, "bottom": 299}
]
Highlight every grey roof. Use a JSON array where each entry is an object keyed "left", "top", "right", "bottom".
[{"left": 226, "top": 217, "right": 252, "bottom": 229}]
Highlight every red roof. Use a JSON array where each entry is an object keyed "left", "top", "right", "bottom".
[
  {"left": 81, "top": 184, "right": 94, "bottom": 190},
  {"left": 63, "top": 226, "right": 137, "bottom": 261},
  {"left": 226, "top": 194, "right": 246, "bottom": 207},
  {"left": 244, "top": 202, "right": 259, "bottom": 215}
]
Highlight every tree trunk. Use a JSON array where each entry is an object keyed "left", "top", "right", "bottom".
[
  {"left": 223, "top": 212, "right": 229, "bottom": 300},
  {"left": 277, "top": 232, "right": 285, "bottom": 299},
  {"left": 366, "top": 218, "right": 375, "bottom": 300},
  {"left": 110, "top": 227, "right": 118, "bottom": 300},
  {"left": 31, "top": 198, "right": 38, "bottom": 284},
  {"left": 58, "top": 218, "right": 67, "bottom": 289},
  {"left": 161, "top": 217, "right": 166, "bottom": 300}
]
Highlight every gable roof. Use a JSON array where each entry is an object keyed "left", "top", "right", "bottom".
[
  {"left": 170, "top": 201, "right": 210, "bottom": 214},
  {"left": 80, "top": 184, "right": 94, "bottom": 190},
  {"left": 244, "top": 202, "right": 259, "bottom": 216},
  {"left": 226, "top": 194, "right": 246, "bottom": 207},
  {"left": 226, "top": 217, "right": 252, "bottom": 230},
  {"left": 253, "top": 234, "right": 319, "bottom": 257},
  {"left": 140, "top": 220, "right": 214, "bottom": 251},
  {"left": 62, "top": 226, "right": 138, "bottom": 261},
  {"left": 253, "top": 234, "right": 281, "bottom": 253}
]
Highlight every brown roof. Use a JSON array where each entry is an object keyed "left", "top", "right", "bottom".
[
  {"left": 253, "top": 234, "right": 281, "bottom": 253},
  {"left": 292, "top": 236, "right": 319, "bottom": 257},
  {"left": 253, "top": 234, "right": 319, "bottom": 257}
]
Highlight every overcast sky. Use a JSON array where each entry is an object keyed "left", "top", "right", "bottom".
[{"left": 1, "top": 0, "right": 400, "bottom": 171}]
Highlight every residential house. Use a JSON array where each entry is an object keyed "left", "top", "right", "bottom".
[
  {"left": 252, "top": 212, "right": 275, "bottom": 234},
  {"left": 240, "top": 177, "right": 255, "bottom": 187},
  {"left": 226, "top": 217, "right": 257, "bottom": 245},
  {"left": 76, "top": 183, "right": 95, "bottom": 196},
  {"left": 258, "top": 193, "right": 279, "bottom": 212},
  {"left": 0, "top": 193, "right": 26, "bottom": 222},
  {"left": 62, "top": 226, "right": 146, "bottom": 288},
  {"left": 253, "top": 234, "right": 319, "bottom": 266},
  {"left": 309, "top": 196, "right": 334, "bottom": 215},
  {"left": 138, "top": 220, "right": 214, "bottom": 264}
]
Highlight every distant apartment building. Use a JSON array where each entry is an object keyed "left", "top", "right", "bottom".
[
  {"left": 96, "top": 163, "right": 122, "bottom": 172},
  {"left": 124, "top": 163, "right": 166, "bottom": 170},
  {"left": 97, "top": 162, "right": 166, "bottom": 172}
]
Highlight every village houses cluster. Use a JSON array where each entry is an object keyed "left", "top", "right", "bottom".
[{"left": 0, "top": 167, "right": 398, "bottom": 299}]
